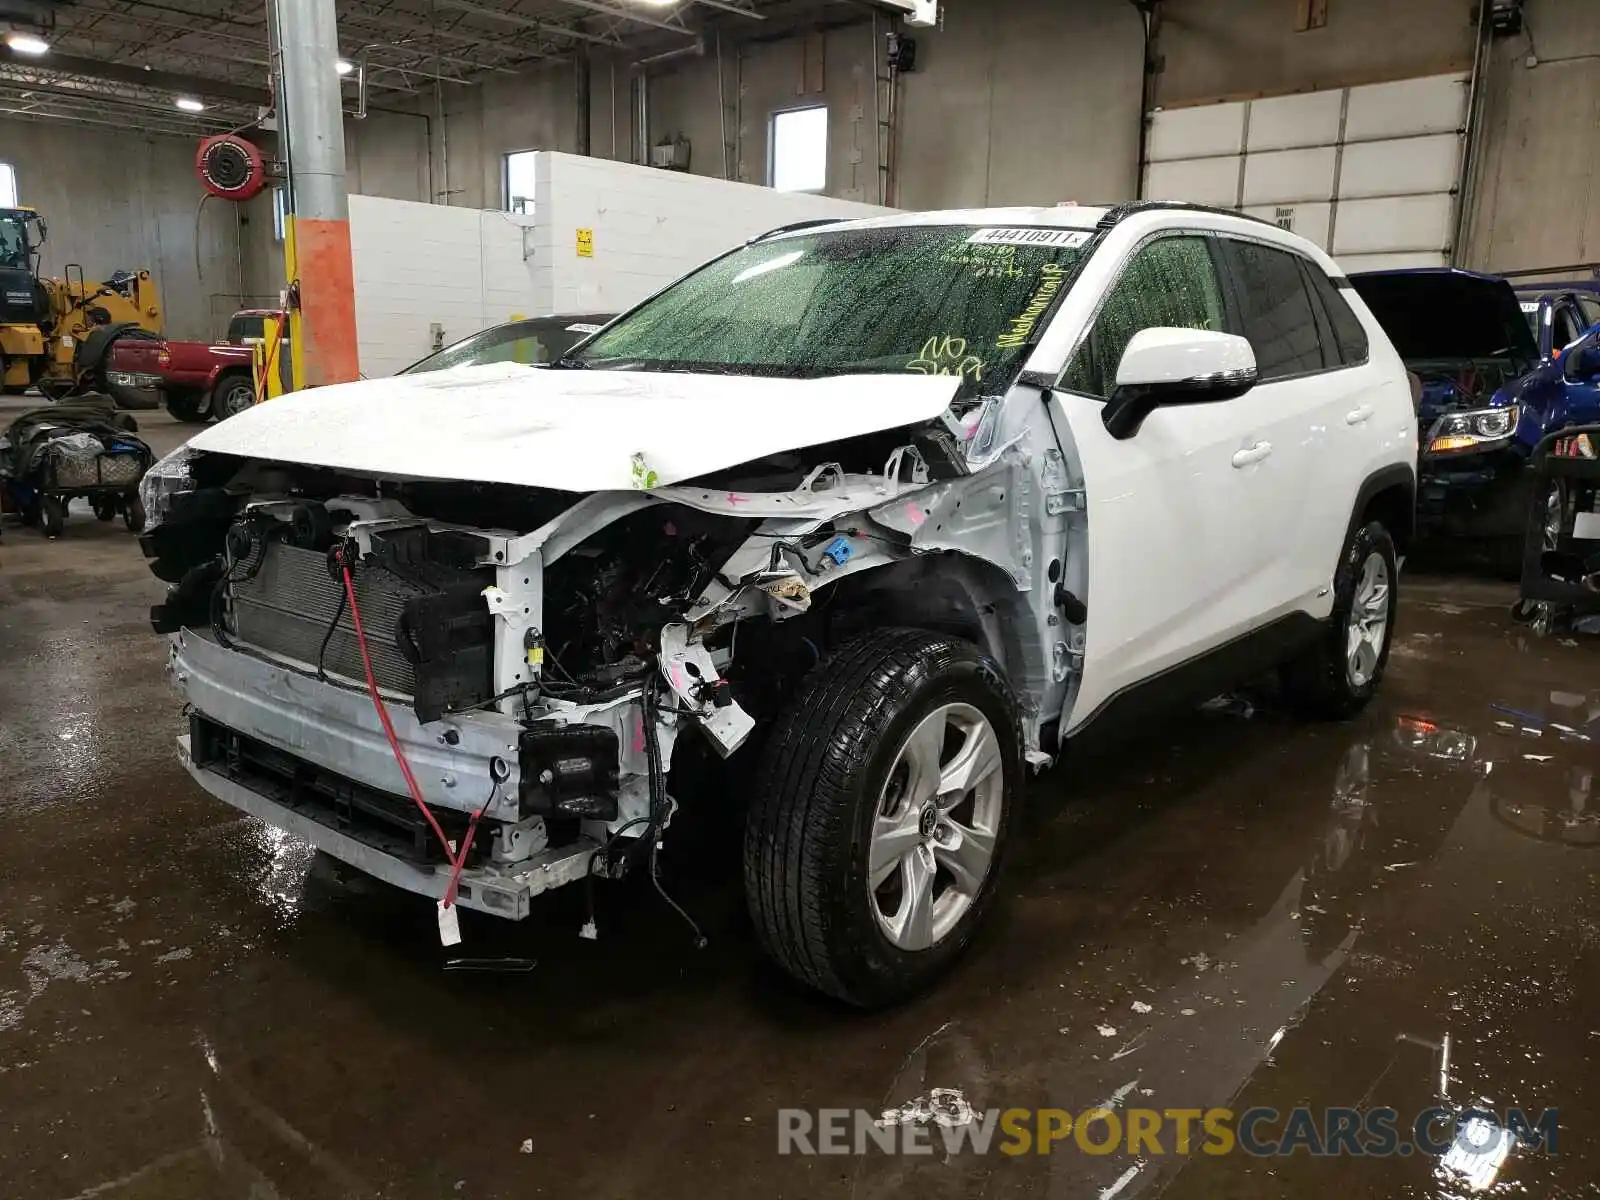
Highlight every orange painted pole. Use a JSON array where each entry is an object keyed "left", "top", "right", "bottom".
[
  {"left": 272, "top": 0, "right": 359, "bottom": 387},
  {"left": 294, "top": 218, "right": 360, "bottom": 385}
]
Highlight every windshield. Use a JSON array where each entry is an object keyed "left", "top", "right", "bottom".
[
  {"left": 0, "top": 214, "right": 28, "bottom": 272},
  {"left": 570, "top": 225, "right": 1093, "bottom": 395},
  {"left": 402, "top": 316, "right": 613, "bottom": 375}
]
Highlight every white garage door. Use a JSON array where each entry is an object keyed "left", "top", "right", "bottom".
[{"left": 1143, "top": 73, "right": 1469, "bottom": 272}]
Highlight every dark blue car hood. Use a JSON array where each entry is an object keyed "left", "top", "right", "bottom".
[{"left": 1350, "top": 269, "right": 1539, "bottom": 373}]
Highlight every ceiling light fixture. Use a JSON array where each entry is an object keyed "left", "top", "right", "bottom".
[
  {"left": 335, "top": 58, "right": 355, "bottom": 76},
  {"left": 5, "top": 32, "right": 50, "bottom": 55},
  {"left": 175, "top": 96, "right": 206, "bottom": 112}
]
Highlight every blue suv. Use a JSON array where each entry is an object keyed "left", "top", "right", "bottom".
[
  {"left": 1514, "top": 282, "right": 1600, "bottom": 360},
  {"left": 1351, "top": 269, "right": 1600, "bottom": 573}
]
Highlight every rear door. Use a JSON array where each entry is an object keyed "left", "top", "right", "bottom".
[
  {"left": 1212, "top": 236, "right": 1341, "bottom": 618},
  {"left": 1052, "top": 233, "right": 1273, "bottom": 727}
]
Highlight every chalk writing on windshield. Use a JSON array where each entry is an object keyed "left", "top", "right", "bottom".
[{"left": 908, "top": 335, "right": 986, "bottom": 381}]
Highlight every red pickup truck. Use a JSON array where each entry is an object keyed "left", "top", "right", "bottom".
[{"left": 107, "top": 309, "right": 278, "bottom": 423}]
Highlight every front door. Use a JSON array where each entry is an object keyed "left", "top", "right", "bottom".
[{"left": 1050, "top": 234, "right": 1278, "bottom": 731}]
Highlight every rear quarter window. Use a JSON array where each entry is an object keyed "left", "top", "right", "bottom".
[{"left": 1307, "top": 267, "right": 1370, "bottom": 366}]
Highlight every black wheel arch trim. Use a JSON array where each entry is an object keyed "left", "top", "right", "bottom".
[{"left": 1347, "top": 462, "right": 1416, "bottom": 553}]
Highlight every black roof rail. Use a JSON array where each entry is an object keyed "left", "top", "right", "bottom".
[
  {"left": 749, "top": 217, "right": 849, "bottom": 243},
  {"left": 1096, "top": 200, "right": 1279, "bottom": 231}
]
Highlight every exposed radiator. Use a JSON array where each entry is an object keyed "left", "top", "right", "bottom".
[{"left": 229, "top": 541, "right": 421, "bottom": 695}]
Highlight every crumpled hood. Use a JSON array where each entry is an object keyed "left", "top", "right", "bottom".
[{"left": 187, "top": 362, "right": 961, "bottom": 491}]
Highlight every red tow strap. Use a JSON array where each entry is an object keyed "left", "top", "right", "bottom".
[{"left": 340, "top": 559, "right": 486, "bottom": 909}]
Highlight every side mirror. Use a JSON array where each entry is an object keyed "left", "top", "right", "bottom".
[{"left": 1102, "top": 328, "right": 1258, "bottom": 440}]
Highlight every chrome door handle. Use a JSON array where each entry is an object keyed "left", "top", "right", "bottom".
[
  {"left": 1231, "top": 441, "right": 1273, "bottom": 468},
  {"left": 1345, "top": 405, "right": 1374, "bottom": 425}
]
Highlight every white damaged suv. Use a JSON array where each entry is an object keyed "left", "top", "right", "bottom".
[{"left": 140, "top": 202, "right": 1417, "bottom": 1006}]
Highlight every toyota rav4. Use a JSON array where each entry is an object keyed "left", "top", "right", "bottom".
[{"left": 140, "top": 201, "right": 1418, "bottom": 1006}]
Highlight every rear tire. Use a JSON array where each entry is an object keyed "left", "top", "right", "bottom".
[
  {"left": 743, "top": 629, "right": 1022, "bottom": 1007},
  {"left": 165, "top": 390, "right": 209, "bottom": 423},
  {"left": 212, "top": 373, "right": 256, "bottom": 421},
  {"left": 1281, "top": 521, "right": 1398, "bottom": 719}
]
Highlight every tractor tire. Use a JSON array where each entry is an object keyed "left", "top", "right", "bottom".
[
  {"left": 211, "top": 373, "right": 257, "bottom": 421},
  {"left": 743, "top": 629, "right": 1022, "bottom": 1007},
  {"left": 165, "top": 390, "right": 209, "bottom": 423}
]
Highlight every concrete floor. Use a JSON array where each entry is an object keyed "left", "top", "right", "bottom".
[{"left": 3, "top": 403, "right": 1599, "bottom": 1198}]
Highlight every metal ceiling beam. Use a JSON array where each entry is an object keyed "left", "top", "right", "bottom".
[
  {"left": 546, "top": 0, "right": 692, "bottom": 36},
  {"left": 0, "top": 107, "right": 226, "bottom": 137},
  {"left": 429, "top": 0, "right": 622, "bottom": 46},
  {"left": 336, "top": 9, "right": 565, "bottom": 62},
  {"left": 0, "top": 45, "right": 271, "bottom": 103},
  {"left": 690, "top": 0, "right": 767, "bottom": 16},
  {"left": 0, "top": 78, "right": 237, "bottom": 121}
]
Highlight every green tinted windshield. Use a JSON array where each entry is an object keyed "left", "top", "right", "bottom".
[{"left": 572, "top": 225, "right": 1091, "bottom": 394}]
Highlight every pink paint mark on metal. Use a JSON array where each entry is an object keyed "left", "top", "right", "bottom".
[
  {"left": 905, "top": 503, "right": 928, "bottom": 528},
  {"left": 725, "top": 492, "right": 749, "bottom": 506},
  {"left": 632, "top": 714, "right": 647, "bottom": 754}
]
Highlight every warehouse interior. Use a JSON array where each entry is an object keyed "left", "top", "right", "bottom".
[{"left": 2, "top": 0, "right": 1600, "bottom": 1196}]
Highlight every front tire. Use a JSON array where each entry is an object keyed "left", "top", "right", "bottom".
[
  {"left": 743, "top": 629, "right": 1022, "bottom": 1007},
  {"left": 1281, "top": 521, "right": 1398, "bottom": 719}
]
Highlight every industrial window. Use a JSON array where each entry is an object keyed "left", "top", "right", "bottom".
[
  {"left": 1061, "top": 236, "right": 1227, "bottom": 399},
  {"left": 769, "top": 106, "right": 827, "bottom": 193},
  {"left": 0, "top": 162, "right": 16, "bottom": 207},
  {"left": 1220, "top": 240, "right": 1327, "bottom": 381},
  {"left": 1304, "top": 265, "right": 1370, "bottom": 366},
  {"left": 503, "top": 151, "right": 537, "bottom": 215}
]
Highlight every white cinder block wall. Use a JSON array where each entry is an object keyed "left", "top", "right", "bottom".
[
  {"left": 528, "top": 152, "right": 892, "bottom": 316},
  {"left": 347, "top": 160, "right": 892, "bottom": 375},
  {"left": 347, "top": 194, "right": 538, "bottom": 377}
]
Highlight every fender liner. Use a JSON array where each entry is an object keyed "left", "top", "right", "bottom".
[{"left": 1346, "top": 462, "right": 1416, "bottom": 553}]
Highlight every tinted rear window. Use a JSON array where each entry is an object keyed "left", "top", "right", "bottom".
[{"left": 227, "top": 314, "right": 266, "bottom": 343}]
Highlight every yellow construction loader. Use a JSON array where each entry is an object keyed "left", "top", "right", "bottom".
[{"left": 0, "top": 206, "right": 164, "bottom": 400}]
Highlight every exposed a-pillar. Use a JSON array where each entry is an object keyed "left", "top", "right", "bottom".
[{"left": 273, "top": 0, "right": 359, "bottom": 387}]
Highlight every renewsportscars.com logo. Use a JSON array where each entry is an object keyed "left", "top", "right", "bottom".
[{"left": 779, "top": 1098, "right": 1556, "bottom": 1174}]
